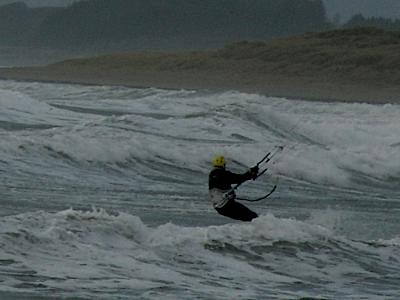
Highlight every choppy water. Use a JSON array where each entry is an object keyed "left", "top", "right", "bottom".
[{"left": 0, "top": 80, "right": 399, "bottom": 299}]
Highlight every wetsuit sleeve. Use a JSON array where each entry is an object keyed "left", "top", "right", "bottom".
[
  {"left": 209, "top": 168, "right": 253, "bottom": 190},
  {"left": 224, "top": 170, "right": 253, "bottom": 184}
]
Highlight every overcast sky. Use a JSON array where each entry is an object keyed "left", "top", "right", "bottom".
[{"left": 0, "top": 0, "right": 399, "bottom": 21}]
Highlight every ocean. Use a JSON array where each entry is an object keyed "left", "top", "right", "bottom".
[{"left": 0, "top": 80, "right": 399, "bottom": 299}]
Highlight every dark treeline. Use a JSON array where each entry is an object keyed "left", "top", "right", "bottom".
[
  {"left": 343, "top": 14, "right": 400, "bottom": 32},
  {"left": 0, "top": 2, "right": 61, "bottom": 46},
  {"left": 0, "top": 0, "right": 329, "bottom": 51}
]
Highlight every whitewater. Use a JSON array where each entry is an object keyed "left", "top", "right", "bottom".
[{"left": 0, "top": 80, "right": 399, "bottom": 299}]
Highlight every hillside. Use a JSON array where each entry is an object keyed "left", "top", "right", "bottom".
[
  {"left": 1, "top": 28, "right": 400, "bottom": 103},
  {"left": 0, "top": 0, "right": 328, "bottom": 51},
  {"left": 0, "top": 0, "right": 74, "bottom": 6}
]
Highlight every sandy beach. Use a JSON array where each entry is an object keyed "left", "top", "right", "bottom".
[{"left": 1, "top": 65, "right": 399, "bottom": 104}]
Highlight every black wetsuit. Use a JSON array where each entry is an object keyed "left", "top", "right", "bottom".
[{"left": 208, "top": 167, "right": 258, "bottom": 222}]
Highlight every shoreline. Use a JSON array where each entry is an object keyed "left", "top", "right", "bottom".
[
  {"left": 0, "top": 66, "right": 399, "bottom": 104},
  {"left": 2, "top": 28, "right": 400, "bottom": 104}
]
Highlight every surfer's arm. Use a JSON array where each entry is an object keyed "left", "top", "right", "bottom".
[{"left": 225, "top": 170, "right": 255, "bottom": 184}]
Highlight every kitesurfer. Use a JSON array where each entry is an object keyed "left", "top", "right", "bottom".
[{"left": 208, "top": 155, "right": 259, "bottom": 221}]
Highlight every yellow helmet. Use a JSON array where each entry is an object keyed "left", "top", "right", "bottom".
[{"left": 212, "top": 155, "right": 226, "bottom": 168}]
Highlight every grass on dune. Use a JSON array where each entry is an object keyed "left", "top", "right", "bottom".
[{"left": 52, "top": 27, "right": 400, "bottom": 85}]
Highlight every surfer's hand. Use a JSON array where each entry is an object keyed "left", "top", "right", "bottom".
[{"left": 250, "top": 166, "right": 258, "bottom": 180}]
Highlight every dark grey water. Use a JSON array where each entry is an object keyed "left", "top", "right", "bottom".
[{"left": 1, "top": 80, "right": 400, "bottom": 299}]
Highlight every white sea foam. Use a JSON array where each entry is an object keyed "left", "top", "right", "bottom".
[
  {"left": 1, "top": 80, "right": 400, "bottom": 299},
  {"left": 2, "top": 83, "right": 399, "bottom": 189},
  {"left": 0, "top": 209, "right": 398, "bottom": 299},
  {"left": 0, "top": 88, "right": 99, "bottom": 126}
]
